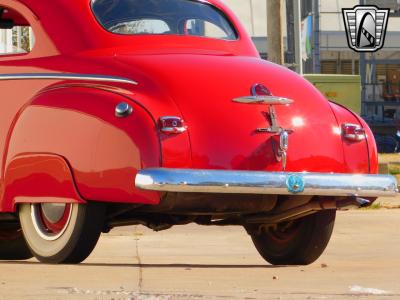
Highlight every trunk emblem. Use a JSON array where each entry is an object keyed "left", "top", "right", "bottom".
[
  {"left": 233, "top": 84, "right": 294, "bottom": 170},
  {"left": 278, "top": 130, "right": 289, "bottom": 170}
]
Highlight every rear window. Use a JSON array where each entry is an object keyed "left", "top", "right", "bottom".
[
  {"left": 0, "top": 26, "right": 34, "bottom": 55},
  {"left": 91, "top": 0, "right": 238, "bottom": 40},
  {"left": 0, "top": 7, "right": 35, "bottom": 55}
]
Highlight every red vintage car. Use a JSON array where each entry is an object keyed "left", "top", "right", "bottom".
[{"left": 0, "top": 0, "right": 396, "bottom": 265}]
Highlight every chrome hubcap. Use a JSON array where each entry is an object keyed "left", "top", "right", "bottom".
[
  {"left": 31, "top": 203, "right": 72, "bottom": 241},
  {"left": 41, "top": 203, "right": 67, "bottom": 223}
]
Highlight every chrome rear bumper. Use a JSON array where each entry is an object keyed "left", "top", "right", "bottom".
[{"left": 135, "top": 168, "right": 398, "bottom": 197}]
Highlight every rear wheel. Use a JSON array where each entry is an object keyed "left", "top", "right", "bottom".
[
  {"left": 0, "top": 228, "right": 32, "bottom": 260},
  {"left": 248, "top": 210, "right": 336, "bottom": 265},
  {"left": 19, "top": 202, "right": 105, "bottom": 264}
]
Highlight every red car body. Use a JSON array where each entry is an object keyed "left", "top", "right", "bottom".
[{"left": 0, "top": 0, "right": 396, "bottom": 264}]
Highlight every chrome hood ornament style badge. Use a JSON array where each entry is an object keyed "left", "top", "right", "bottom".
[
  {"left": 276, "top": 130, "right": 289, "bottom": 171},
  {"left": 233, "top": 84, "right": 293, "bottom": 170}
]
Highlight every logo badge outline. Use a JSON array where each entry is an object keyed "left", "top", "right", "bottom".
[{"left": 342, "top": 5, "right": 390, "bottom": 53}]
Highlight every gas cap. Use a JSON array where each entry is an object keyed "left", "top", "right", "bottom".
[{"left": 115, "top": 102, "right": 133, "bottom": 118}]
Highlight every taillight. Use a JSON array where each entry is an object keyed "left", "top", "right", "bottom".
[
  {"left": 252, "top": 83, "right": 272, "bottom": 96},
  {"left": 342, "top": 123, "right": 366, "bottom": 142},
  {"left": 159, "top": 116, "right": 187, "bottom": 134}
]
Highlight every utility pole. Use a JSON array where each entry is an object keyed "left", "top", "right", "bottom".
[
  {"left": 293, "top": 0, "right": 303, "bottom": 74},
  {"left": 267, "top": 0, "right": 284, "bottom": 65},
  {"left": 286, "top": 0, "right": 295, "bottom": 69},
  {"left": 312, "top": 0, "right": 321, "bottom": 73},
  {"left": 360, "top": 0, "right": 366, "bottom": 115}
]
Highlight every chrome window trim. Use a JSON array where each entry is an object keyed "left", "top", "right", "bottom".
[
  {"left": 90, "top": 0, "right": 239, "bottom": 41},
  {"left": 0, "top": 73, "right": 138, "bottom": 85}
]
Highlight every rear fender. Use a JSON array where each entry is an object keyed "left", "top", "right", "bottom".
[
  {"left": 2, "top": 86, "right": 161, "bottom": 211},
  {"left": 354, "top": 114, "right": 378, "bottom": 174},
  {"left": 329, "top": 102, "right": 370, "bottom": 173}
]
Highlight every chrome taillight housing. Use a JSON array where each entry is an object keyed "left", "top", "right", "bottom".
[
  {"left": 159, "top": 116, "right": 187, "bottom": 134},
  {"left": 342, "top": 123, "right": 366, "bottom": 142}
]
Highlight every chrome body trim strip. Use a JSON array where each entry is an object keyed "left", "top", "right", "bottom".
[
  {"left": 233, "top": 96, "right": 293, "bottom": 105},
  {"left": 135, "top": 168, "right": 398, "bottom": 197},
  {"left": 0, "top": 73, "right": 138, "bottom": 85}
]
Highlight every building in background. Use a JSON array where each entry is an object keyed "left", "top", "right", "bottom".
[
  {"left": 0, "top": 26, "right": 33, "bottom": 55},
  {"left": 225, "top": 0, "right": 400, "bottom": 129}
]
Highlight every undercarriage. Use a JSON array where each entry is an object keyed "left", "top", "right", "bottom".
[{"left": 102, "top": 193, "right": 370, "bottom": 233}]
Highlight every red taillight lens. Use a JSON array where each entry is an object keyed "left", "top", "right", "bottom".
[
  {"left": 159, "top": 116, "right": 187, "bottom": 134},
  {"left": 252, "top": 83, "right": 272, "bottom": 96},
  {"left": 342, "top": 123, "right": 366, "bottom": 141}
]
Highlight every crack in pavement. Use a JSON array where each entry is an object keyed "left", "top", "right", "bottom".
[
  {"left": 50, "top": 287, "right": 400, "bottom": 299},
  {"left": 134, "top": 225, "right": 144, "bottom": 293}
]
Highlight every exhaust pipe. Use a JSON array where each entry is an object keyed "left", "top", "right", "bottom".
[
  {"left": 337, "top": 197, "right": 371, "bottom": 210},
  {"left": 245, "top": 197, "right": 370, "bottom": 224}
]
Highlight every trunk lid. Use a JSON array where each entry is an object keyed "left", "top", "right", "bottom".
[{"left": 116, "top": 54, "right": 351, "bottom": 173}]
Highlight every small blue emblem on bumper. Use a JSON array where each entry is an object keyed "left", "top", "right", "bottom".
[{"left": 286, "top": 174, "right": 305, "bottom": 193}]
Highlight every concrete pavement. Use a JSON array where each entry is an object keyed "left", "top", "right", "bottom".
[{"left": 0, "top": 209, "right": 399, "bottom": 299}]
